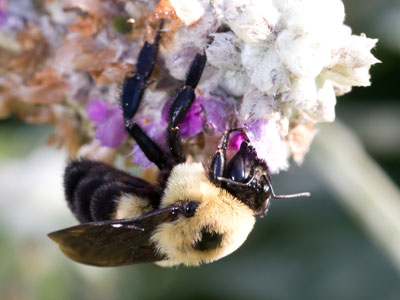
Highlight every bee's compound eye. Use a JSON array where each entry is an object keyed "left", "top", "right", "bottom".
[{"left": 183, "top": 202, "right": 198, "bottom": 218}]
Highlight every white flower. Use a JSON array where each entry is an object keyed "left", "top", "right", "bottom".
[
  {"left": 206, "top": 32, "right": 243, "bottom": 70},
  {"left": 163, "top": 0, "right": 379, "bottom": 172},
  {"left": 323, "top": 34, "right": 380, "bottom": 87},
  {"left": 169, "top": 0, "right": 205, "bottom": 26},
  {"left": 240, "top": 87, "right": 280, "bottom": 121},
  {"left": 276, "top": 29, "right": 332, "bottom": 78},
  {"left": 219, "top": 69, "right": 250, "bottom": 97},
  {"left": 3, "top": 0, "right": 378, "bottom": 174},
  {"left": 245, "top": 119, "right": 289, "bottom": 173},
  {"left": 284, "top": 77, "right": 318, "bottom": 111},
  {"left": 222, "top": 0, "right": 280, "bottom": 45},
  {"left": 241, "top": 44, "right": 289, "bottom": 95}
]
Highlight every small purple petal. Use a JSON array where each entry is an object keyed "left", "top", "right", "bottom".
[
  {"left": 94, "top": 107, "right": 127, "bottom": 148},
  {"left": 229, "top": 132, "right": 246, "bottom": 150},
  {"left": 199, "top": 97, "right": 229, "bottom": 132},
  {"left": 132, "top": 145, "right": 152, "bottom": 168},
  {"left": 132, "top": 122, "right": 167, "bottom": 168},
  {"left": 161, "top": 97, "right": 205, "bottom": 138},
  {"left": 87, "top": 99, "right": 109, "bottom": 123},
  {"left": 180, "top": 100, "right": 204, "bottom": 137},
  {"left": 245, "top": 119, "right": 266, "bottom": 142}
]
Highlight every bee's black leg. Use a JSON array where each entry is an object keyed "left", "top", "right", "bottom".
[
  {"left": 122, "top": 21, "right": 163, "bottom": 124},
  {"left": 126, "top": 123, "right": 171, "bottom": 171},
  {"left": 209, "top": 128, "right": 246, "bottom": 183},
  {"left": 167, "top": 53, "right": 207, "bottom": 163},
  {"left": 121, "top": 21, "right": 174, "bottom": 172}
]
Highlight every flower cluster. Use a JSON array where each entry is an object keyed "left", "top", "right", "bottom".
[{"left": 0, "top": 0, "right": 378, "bottom": 173}]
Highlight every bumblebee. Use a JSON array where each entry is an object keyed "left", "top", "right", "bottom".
[{"left": 49, "top": 23, "right": 310, "bottom": 267}]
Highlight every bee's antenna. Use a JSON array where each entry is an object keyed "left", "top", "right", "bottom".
[
  {"left": 272, "top": 192, "right": 311, "bottom": 199},
  {"left": 263, "top": 174, "right": 311, "bottom": 199}
]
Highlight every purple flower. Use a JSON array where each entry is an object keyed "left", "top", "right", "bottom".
[
  {"left": 199, "top": 97, "right": 231, "bottom": 133},
  {"left": 161, "top": 98, "right": 204, "bottom": 138},
  {"left": 229, "top": 132, "right": 246, "bottom": 150},
  {"left": 160, "top": 94, "right": 234, "bottom": 136},
  {"left": 86, "top": 99, "right": 108, "bottom": 122},
  {"left": 245, "top": 119, "right": 267, "bottom": 143},
  {"left": 86, "top": 99, "right": 128, "bottom": 148},
  {"left": 133, "top": 96, "right": 205, "bottom": 168},
  {"left": 133, "top": 94, "right": 236, "bottom": 167}
]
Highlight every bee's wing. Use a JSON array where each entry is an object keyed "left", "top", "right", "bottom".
[{"left": 48, "top": 205, "right": 182, "bottom": 266}]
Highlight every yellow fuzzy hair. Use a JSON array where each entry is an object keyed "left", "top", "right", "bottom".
[
  {"left": 113, "top": 195, "right": 153, "bottom": 220},
  {"left": 151, "top": 163, "right": 256, "bottom": 267}
]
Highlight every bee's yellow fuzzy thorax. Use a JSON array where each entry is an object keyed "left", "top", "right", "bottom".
[{"left": 152, "top": 163, "right": 256, "bottom": 266}]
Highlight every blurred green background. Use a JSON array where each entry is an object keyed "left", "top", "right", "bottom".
[{"left": 1, "top": 1, "right": 400, "bottom": 299}]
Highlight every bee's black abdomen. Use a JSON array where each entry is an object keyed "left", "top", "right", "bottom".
[
  {"left": 72, "top": 174, "right": 104, "bottom": 222},
  {"left": 64, "top": 160, "right": 92, "bottom": 207},
  {"left": 64, "top": 159, "right": 162, "bottom": 223},
  {"left": 90, "top": 181, "right": 130, "bottom": 221},
  {"left": 64, "top": 160, "right": 111, "bottom": 222}
]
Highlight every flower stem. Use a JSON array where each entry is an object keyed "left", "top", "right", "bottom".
[{"left": 310, "top": 120, "right": 400, "bottom": 274}]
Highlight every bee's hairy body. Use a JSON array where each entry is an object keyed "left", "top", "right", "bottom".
[
  {"left": 152, "top": 163, "right": 255, "bottom": 266},
  {"left": 49, "top": 21, "right": 309, "bottom": 267},
  {"left": 65, "top": 160, "right": 255, "bottom": 266}
]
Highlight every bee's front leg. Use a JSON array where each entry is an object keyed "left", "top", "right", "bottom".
[
  {"left": 209, "top": 128, "right": 246, "bottom": 183},
  {"left": 167, "top": 53, "right": 207, "bottom": 163}
]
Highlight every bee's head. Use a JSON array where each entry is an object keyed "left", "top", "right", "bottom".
[
  {"left": 217, "top": 140, "right": 272, "bottom": 215},
  {"left": 151, "top": 163, "right": 256, "bottom": 267},
  {"left": 216, "top": 140, "right": 310, "bottom": 216}
]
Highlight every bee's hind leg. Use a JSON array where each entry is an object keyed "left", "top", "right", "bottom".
[
  {"left": 121, "top": 21, "right": 163, "bottom": 124},
  {"left": 121, "top": 21, "right": 173, "bottom": 172}
]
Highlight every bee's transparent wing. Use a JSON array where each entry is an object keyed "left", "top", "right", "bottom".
[{"left": 48, "top": 205, "right": 182, "bottom": 266}]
